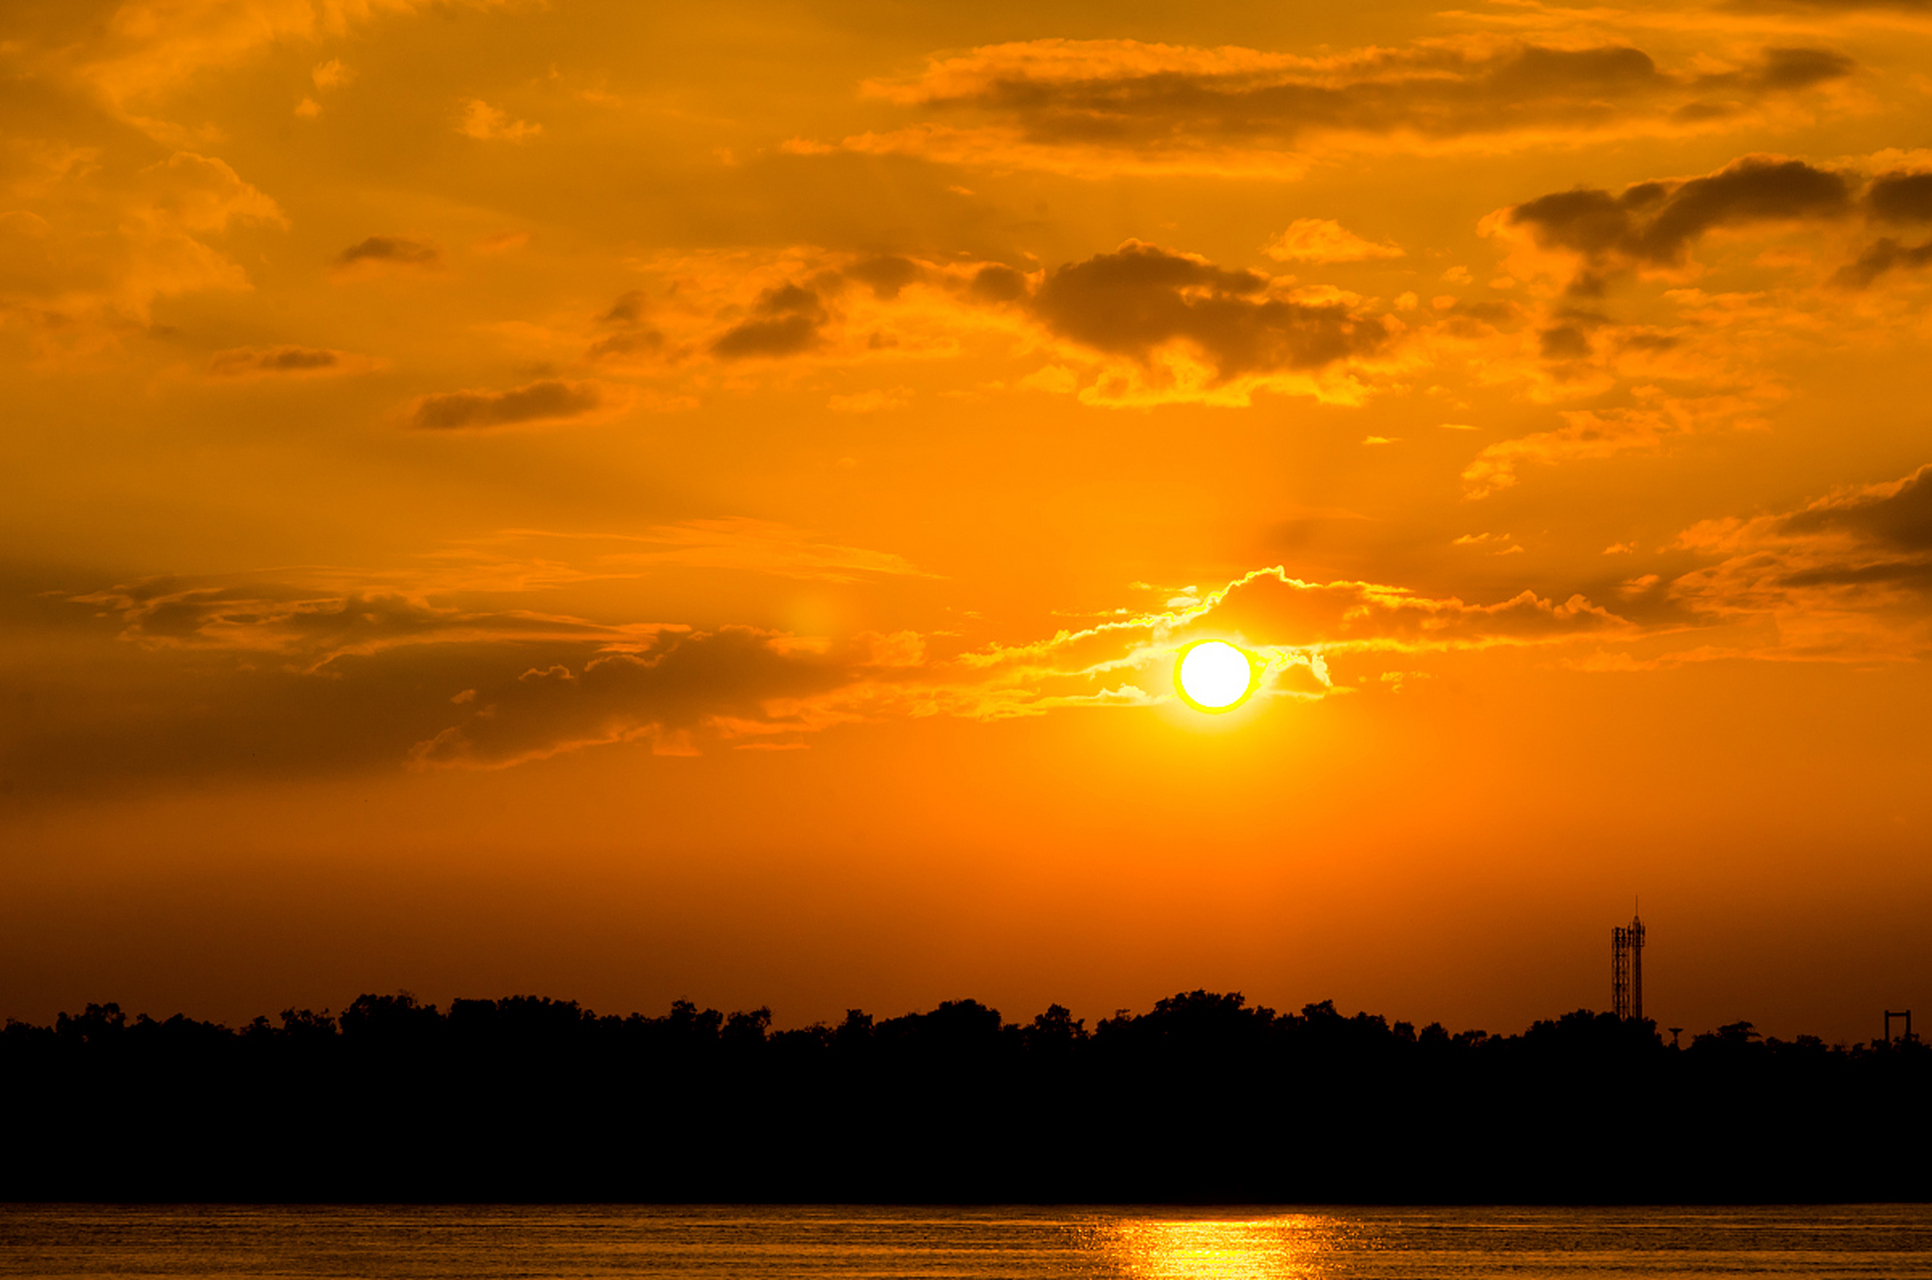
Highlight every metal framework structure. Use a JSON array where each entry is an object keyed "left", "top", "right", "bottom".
[
  {"left": 1611, "top": 913, "right": 1645, "bottom": 1021},
  {"left": 1885, "top": 1009, "right": 1913, "bottom": 1045}
]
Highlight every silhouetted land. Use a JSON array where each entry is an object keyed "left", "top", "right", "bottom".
[{"left": 3, "top": 992, "right": 1926, "bottom": 1202}]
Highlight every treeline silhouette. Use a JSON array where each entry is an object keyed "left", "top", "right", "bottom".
[{"left": 3, "top": 991, "right": 1926, "bottom": 1202}]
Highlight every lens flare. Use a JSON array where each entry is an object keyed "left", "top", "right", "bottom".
[{"left": 1175, "top": 639, "right": 1256, "bottom": 713}]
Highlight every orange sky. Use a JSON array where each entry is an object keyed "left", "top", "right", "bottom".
[{"left": 4, "top": 0, "right": 1931, "bottom": 1044}]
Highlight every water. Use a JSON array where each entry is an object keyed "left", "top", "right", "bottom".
[{"left": 2, "top": 1205, "right": 1930, "bottom": 1279}]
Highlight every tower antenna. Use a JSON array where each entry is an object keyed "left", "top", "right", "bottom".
[{"left": 1612, "top": 904, "right": 1646, "bottom": 1021}]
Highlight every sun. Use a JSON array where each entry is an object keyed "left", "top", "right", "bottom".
[{"left": 1175, "top": 639, "right": 1257, "bottom": 713}]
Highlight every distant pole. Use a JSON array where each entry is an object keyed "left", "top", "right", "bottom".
[
  {"left": 1885, "top": 1010, "right": 1912, "bottom": 1045},
  {"left": 1668, "top": 1027, "right": 1682, "bottom": 1048}
]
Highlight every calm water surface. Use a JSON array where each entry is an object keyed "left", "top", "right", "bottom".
[{"left": 2, "top": 1205, "right": 1930, "bottom": 1279}]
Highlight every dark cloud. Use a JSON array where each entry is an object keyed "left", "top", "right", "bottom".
[
  {"left": 1639, "top": 159, "right": 1852, "bottom": 254},
  {"left": 0, "top": 622, "right": 813, "bottom": 799},
  {"left": 968, "top": 264, "right": 1028, "bottom": 303},
  {"left": 410, "top": 379, "right": 607, "bottom": 429},
  {"left": 587, "top": 329, "right": 666, "bottom": 361},
  {"left": 1031, "top": 241, "right": 1388, "bottom": 378},
  {"left": 1722, "top": 0, "right": 1932, "bottom": 12},
  {"left": 413, "top": 628, "right": 862, "bottom": 767},
  {"left": 68, "top": 579, "right": 636, "bottom": 664},
  {"left": 978, "top": 44, "right": 1673, "bottom": 144},
  {"left": 588, "top": 289, "right": 669, "bottom": 362},
  {"left": 1617, "top": 331, "right": 1679, "bottom": 354},
  {"left": 0, "top": 645, "right": 500, "bottom": 801},
  {"left": 1669, "top": 464, "right": 1932, "bottom": 656},
  {"left": 712, "top": 282, "right": 828, "bottom": 359},
  {"left": 1866, "top": 171, "right": 1932, "bottom": 222},
  {"left": 1726, "top": 46, "right": 1856, "bottom": 91},
  {"left": 844, "top": 255, "right": 923, "bottom": 300},
  {"left": 599, "top": 289, "right": 649, "bottom": 324},
  {"left": 1429, "top": 297, "right": 1522, "bottom": 339},
  {"left": 1778, "top": 560, "right": 1932, "bottom": 589},
  {"left": 1780, "top": 463, "right": 1932, "bottom": 550},
  {"left": 884, "top": 40, "right": 1852, "bottom": 161},
  {"left": 1511, "top": 156, "right": 1853, "bottom": 287},
  {"left": 205, "top": 346, "right": 351, "bottom": 377},
  {"left": 1509, "top": 157, "right": 1932, "bottom": 297},
  {"left": 335, "top": 235, "right": 440, "bottom": 268},
  {"left": 3, "top": 573, "right": 891, "bottom": 794},
  {"left": 1539, "top": 325, "right": 1592, "bottom": 360},
  {"left": 1832, "top": 236, "right": 1932, "bottom": 287},
  {"left": 1, "top": 574, "right": 642, "bottom": 797}
]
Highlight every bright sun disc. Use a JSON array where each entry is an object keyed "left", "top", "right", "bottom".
[{"left": 1176, "top": 639, "right": 1255, "bottom": 712}]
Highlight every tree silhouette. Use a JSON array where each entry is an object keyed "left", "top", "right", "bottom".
[{"left": 1, "top": 991, "right": 1925, "bottom": 1202}]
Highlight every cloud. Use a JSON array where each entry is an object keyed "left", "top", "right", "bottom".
[
  {"left": 6, "top": 566, "right": 680, "bottom": 794},
  {"left": 1831, "top": 235, "right": 1932, "bottom": 287},
  {"left": 1867, "top": 169, "right": 1932, "bottom": 221},
  {"left": 1666, "top": 463, "right": 1932, "bottom": 660},
  {"left": 599, "top": 290, "right": 649, "bottom": 325},
  {"left": 23, "top": 520, "right": 938, "bottom": 785},
  {"left": 586, "top": 329, "right": 669, "bottom": 365},
  {"left": 1774, "top": 463, "right": 1932, "bottom": 550},
  {"left": 26, "top": 541, "right": 1646, "bottom": 792},
  {"left": 408, "top": 379, "right": 615, "bottom": 430},
  {"left": 472, "top": 230, "right": 531, "bottom": 255},
  {"left": 1502, "top": 154, "right": 1854, "bottom": 293},
  {"left": 1264, "top": 219, "right": 1404, "bottom": 263},
  {"left": 827, "top": 387, "right": 912, "bottom": 412},
  {"left": 1721, "top": 0, "right": 1932, "bottom": 13},
  {"left": 960, "top": 267, "right": 1026, "bottom": 310},
  {"left": 1030, "top": 240, "right": 1391, "bottom": 388},
  {"left": 458, "top": 98, "right": 541, "bottom": 142},
  {"left": 408, "top": 627, "right": 871, "bottom": 768},
  {"left": 844, "top": 255, "right": 925, "bottom": 300},
  {"left": 712, "top": 282, "right": 830, "bottom": 358},
  {"left": 493, "top": 521, "right": 939, "bottom": 584},
  {"left": 1172, "top": 567, "right": 1627, "bottom": 652},
  {"left": 334, "top": 235, "right": 440, "bottom": 273},
  {"left": 1461, "top": 393, "right": 1769, "bottom": 498},
  {"left": 956, "top": 566, "right": 1629, "bottom": 722},
  {"left": 1465, "top": 153, "right": 1932, "bottom": 446},
  {"left": 68, "top": 578, "right": 664, "bottom": 672},
  {"left": 137, "top": 151, "right": 286, "bottom": 233},
  {"left": 0, "top": 145, "right": 283, "bottom": 357},
  {"left": 312, "top": 59, "right": 354, "bottom": 90},
  {"left": 4, "top": 0, "right": 504, "bottom": 161},
  {"left": 1492, "top": 153, "right": 1932, "bottom": 298},
  {"left": 581, "top": 242, "right": 1393, "bottom": 408},
  {"left": 60, "top": 518, "right": 936, "bottom": 674},
  {"left": 822, "top": 37, "right": 1857, "bottom": 177},
  {"left": 204, "top": 345, "right": 374, "bottom": 378},
  {"left": 66, "top": 0, "right": 415, "bottom": 111}
]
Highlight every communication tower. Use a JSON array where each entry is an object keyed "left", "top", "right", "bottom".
[{"left": 1611, "top": 910, "right": 1645, "bottom": 1020}]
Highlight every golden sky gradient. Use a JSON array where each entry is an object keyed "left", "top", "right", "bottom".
[{"left": 4, "top": 0, "right": 1931, "bottom": 1042}]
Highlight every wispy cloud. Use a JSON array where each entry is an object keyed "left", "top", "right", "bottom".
[
  {"left": 204, "top": 345, "right": 378, "bottom": 378},
  {"left": 1666, "top": 462, "right": 1932, "bottom": 661},
  {"left": 407, "top": 379, "right": 621, "bottom": 430},
  {"left": 807, "top": 36, "right": 1858, "bottom": 177}
]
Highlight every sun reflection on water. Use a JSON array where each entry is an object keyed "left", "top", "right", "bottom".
[{"left": 1089, "top": 1215, "right": 1348, "bottom": 1280}]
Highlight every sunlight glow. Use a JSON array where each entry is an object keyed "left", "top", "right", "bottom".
[
  {"left": 1175, "top": 639, "right": 1256, "bottom": 713},
  {"left": 1098, "top": 1216, "right": 1337, "bottom": 1279}
]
